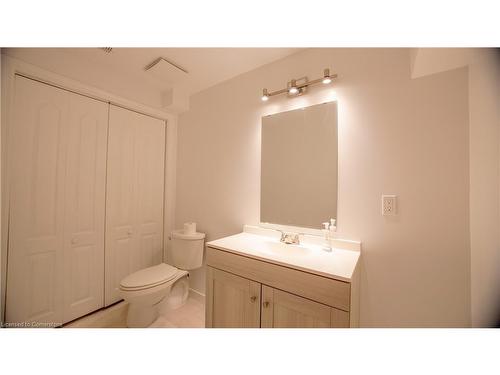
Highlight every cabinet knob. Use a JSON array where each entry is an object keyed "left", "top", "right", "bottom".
[
  {"left": 127, "top": 230, "right": 133, "bottom": 236},
  {"left": 263, "top": 301, "right": 270, "bottom": 308},
  {"left": 250, "top": 296, "right": 257, "bottom": 302},
  {"left": 71, "top": 238, "right": 78, "bottom": 244}
]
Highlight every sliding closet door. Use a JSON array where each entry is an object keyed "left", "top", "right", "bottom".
[
  {"left": 6, "top": 76, "right": 69, "bottom": 324},
  {"left": 6, "top": 76, "right": 108, "bottom": 325},
  {"left": 105, "top": 105, "right": 165, "bottom": 306},
  {"left": 62, "top": 92, "right": 108, "bottom": 322}
]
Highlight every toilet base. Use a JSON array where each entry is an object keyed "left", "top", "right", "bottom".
[
  {"left": 127, "top": 303, "right": 159, "bottom": 328},
  {"left": 157, "top": 275, "right": 190, "bottom": 314},
  {"left": 123, "top": 272, "right": 190, "bottom": 327}
]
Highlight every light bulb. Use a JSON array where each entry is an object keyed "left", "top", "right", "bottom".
[
  {"left": 289, "top": 79, "right": 298, "bottom": 95},
  {"left": 261, "top": 88, "right": 269, "bottom": 101},
  {"left": 322, "top": 68, "right": 332, "bottom": 84}
]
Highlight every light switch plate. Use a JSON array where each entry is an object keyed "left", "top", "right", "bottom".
[{"left": 382, "top": 195, "right": 397, "bottom": 216}]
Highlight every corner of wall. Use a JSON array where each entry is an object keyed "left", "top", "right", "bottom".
[
  {"left": 409, "top": 48, "right": 419, "bottom": 79},
  {"left": 411, "top": 48, "right": 476, "bottom": 79}
]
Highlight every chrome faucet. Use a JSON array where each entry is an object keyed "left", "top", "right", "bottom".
[
  {"left": 267, "top": 228, "right": 301, "bottom": 245},
  {"left": 278, "top": 230, "right": 300, "bottom": 245}
]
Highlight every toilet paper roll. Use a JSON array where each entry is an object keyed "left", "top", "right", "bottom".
[{"left": 183, "top": 222, "right": 196, "bottom": 234}]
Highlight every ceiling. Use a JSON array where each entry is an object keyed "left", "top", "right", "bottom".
[{"left": 3, "top": 47, "right": 303, "bottom": 112}]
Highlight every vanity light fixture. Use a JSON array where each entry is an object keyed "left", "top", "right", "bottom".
[{"left": 260, "top": 67, "right": 337, "bottom": 101}]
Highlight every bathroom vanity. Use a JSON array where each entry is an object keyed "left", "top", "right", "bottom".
[
  {"left": 205, "top": 226, "right": 360, "bottom": 328},
  {"left": 204, "top": 101, "right": 359, "bottom": 328}
]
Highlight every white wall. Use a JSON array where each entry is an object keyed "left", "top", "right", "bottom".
[
  {"left": 177, "top": 48, "right": 471, "bottom": 327},
  {"left": 411, "top": 48, "right": 482, "bottom": 79},
  {"left": 468, "top": 51, "right": 500, "bottom": 327},
  {"left": 411, "top": 48, "right": 500, "bottom": 327}
]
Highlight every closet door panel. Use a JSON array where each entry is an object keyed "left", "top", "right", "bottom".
[
  {"left": 6, "top": 76, "right": 68, "bottom": 324},
  {"left": 62, "top": 94, "right": 108, "bottom": 323},
  {"left": 105, "top": 106, "right": 137, "bottom": 305},
  {"left": 136, "top": 117, "right": 165, "bottom": 270},
  {"left": 105, "top": 105, "right": 165, "bottom": 306}
]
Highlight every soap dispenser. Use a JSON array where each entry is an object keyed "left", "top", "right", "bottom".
[
  {"left": 321, "top": 219, "right": 337, "bottom": 251},
  {"left": 321, "top": 220, "right": 329, "bottom": 236},
  {"left": 322, "top": 221, "right": 332, "bottom": 251},
  {"left": 329, "top": 218, "right": 337, "bottom": 234}
]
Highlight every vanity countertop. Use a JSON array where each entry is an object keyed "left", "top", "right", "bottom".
[{"left": 206, "top": 231, "right": 360, "bottom": 283}]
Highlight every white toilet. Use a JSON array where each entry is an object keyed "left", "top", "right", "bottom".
[{"left": 119, "top": 230, "right": 205, "bottom": 328}]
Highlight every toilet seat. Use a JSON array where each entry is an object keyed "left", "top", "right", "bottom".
[{"left": 120, "top": 263, "right": 179, "bottom": 291}]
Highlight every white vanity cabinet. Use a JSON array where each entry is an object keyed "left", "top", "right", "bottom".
[
  {"left": 206, "top": 267, "right": 261, "bottom": 328},
  {"left": 261, "top": 285, "right": 347, "bottom": 328},
  {"left": 205, "top": 232, "right": 360, "bottom": 328}
]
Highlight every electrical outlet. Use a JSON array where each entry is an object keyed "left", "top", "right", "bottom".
[{"left": 382, "top": 195, "right": 397, "bottom": 216}]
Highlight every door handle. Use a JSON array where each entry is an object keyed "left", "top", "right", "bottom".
[
  {"left": 250, "top": 296, "right": 257, "bottom": 303},
  {"left": 263, "top": 301, "right": 270, "bottom": 308}
]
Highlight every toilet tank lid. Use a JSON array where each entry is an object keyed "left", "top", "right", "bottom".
[{"left": 172, "top": 230, "right": 205, "bottom": 240}]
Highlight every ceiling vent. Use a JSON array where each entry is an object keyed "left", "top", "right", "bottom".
[{"left": 145, "top": 57, "right": 188, "bottom": 85}]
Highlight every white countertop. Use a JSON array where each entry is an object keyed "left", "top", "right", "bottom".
[{"left": 206, "top": 228, "right": 360, "bottom": 283}]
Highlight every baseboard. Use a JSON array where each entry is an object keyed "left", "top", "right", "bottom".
[
  {"left": 189, "top": 288, "right": 205, "bottom": 304},
  {"left": 64, "top": 301, "right": 128, "bottom": 328}
]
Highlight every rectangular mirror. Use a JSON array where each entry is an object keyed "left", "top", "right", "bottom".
[{"left": 261, "top": 101, "right": 338, "bottom": 229}]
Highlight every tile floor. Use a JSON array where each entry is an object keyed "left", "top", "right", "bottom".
[
  {"left": 64, "top": 294, "right": 205, "bottom": 328},
  {"left": 150, "top": 297, "right": 205, "bottom": 328}
]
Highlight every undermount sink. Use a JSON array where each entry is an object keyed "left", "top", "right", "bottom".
[{"left": 256, "top": 238, "right": 316, "bottom": 258}]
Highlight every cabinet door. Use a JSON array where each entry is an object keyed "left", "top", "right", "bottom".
[
  {"left": 261, "top": 285, "right": 346, "bottom": 328},
  {"left": 62, "top": 93, "right": 108, "bottom": 322},
  {"left": 206, "top": 267, "right": 261, "bottom": 328},
  {"left": 105, "top": 105, "right": 165, "bottom": 305},
  {"left": 6, "top": 76, "right": 69, "bottom": 325}
]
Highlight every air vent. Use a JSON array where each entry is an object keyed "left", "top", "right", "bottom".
[
  {"left": 145, "top": 57, "right": 188, "bottom": 85},
  {"left": 100, "top": 47, "right": 113, "bottom": 53}
]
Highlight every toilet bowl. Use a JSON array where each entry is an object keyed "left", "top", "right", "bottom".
[
  {"left": 119, "top": 229, "right": 205, "bottom": 327},
  {"left": 119, "top": 263, "right": 189, "bottom": 327}
]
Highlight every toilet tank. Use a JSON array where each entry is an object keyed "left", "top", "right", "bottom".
[{"left": 170, "top": 230, "right": 206, "bottom": 270}]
